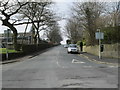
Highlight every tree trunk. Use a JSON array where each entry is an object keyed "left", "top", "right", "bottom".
[
  {"left": 13, "top": 30, "right": 18, "bottom": 50},
  {"left": 36, "top": 30, "right": 41, "bottom": 44},
  {"left": 34, "top": 35, "right": 37, "bottom": 44},
  {"left": 2, "top": 19, "right": 18, "bottom": 50}
]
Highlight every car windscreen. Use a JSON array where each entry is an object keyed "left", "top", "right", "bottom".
[{"left": 69, "top": 44, "right": 77, "bottom": 47}]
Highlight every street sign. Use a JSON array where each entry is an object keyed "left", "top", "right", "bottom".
[{"left": 95, "top": 32, "right": 104, "bottom": 39}]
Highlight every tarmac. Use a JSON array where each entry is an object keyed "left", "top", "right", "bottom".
[{"left": 1, "top": 51, "right": 119, "bottom": 66}]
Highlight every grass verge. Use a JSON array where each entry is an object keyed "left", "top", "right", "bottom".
[{"left": 0, "top": 48, "right": 19, "bottom": 54}]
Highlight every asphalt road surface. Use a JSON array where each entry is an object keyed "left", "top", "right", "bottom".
[{"left": 2, "top": 45, "right": 118, "bottom": 88}]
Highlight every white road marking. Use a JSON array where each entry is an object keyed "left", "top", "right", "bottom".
[{"left": 72, "top": 59, "right": 85, "bottom": 64}]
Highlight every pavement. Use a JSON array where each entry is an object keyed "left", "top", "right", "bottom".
[
  {"left": 79, "top": 52, "right": 119, "bottom": 66},
  {"left": 1, "top": 55, "right": 30, "bottom": 64}
]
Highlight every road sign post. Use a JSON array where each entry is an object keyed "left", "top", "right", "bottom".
[{"left": 95, "top": 29, "right": 104, "bottom": 59}]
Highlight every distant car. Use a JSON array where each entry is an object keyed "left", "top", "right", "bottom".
[
  {"left": 67, "top": 44, "right": 79, "bottom": 53},
  {"left": 64, "top": 44, "right": 68, "bottom": 48}
]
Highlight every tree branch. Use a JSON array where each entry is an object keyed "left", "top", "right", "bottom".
[
  {"left": 14, "top": 20, "right": 44, "bottom": 25},
  {"left": 9, "top": 2, "right": 28, "bottom": 16}
]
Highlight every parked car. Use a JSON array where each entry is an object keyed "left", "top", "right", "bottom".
[
  {"left": 64, "top": 44, "right": 68, "bottom": 48},
  {"left": 67, "top": 44, "right": 79, "bottom": 53}
]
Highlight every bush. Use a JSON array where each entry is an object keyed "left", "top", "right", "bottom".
[{"left": 22, "top": 43, "right": 54, "bottom": 54}]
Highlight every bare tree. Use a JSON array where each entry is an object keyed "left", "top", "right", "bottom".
[
  {"left": 105, "top": 2, "right": 120, "bottom": 27},
  {"left": 71, "top": 2, "right": 105, "bottom": 45},
  {"left": 94, "top": 2, "right": 120, "bottom": 28},
  {"left": 65, "top": 17, "right": 83, "bottom": 43},
  {"left": 46, "top": 22, "right": 62, "bottom": 44},
  {"left": 0, "top": 0, "right": 56, "bottom": 50},
  {"left": 19, "top": 2, "right": 56, "bottom": 44},
  {"left": 0, "top": 0, "right": 28, "bottom": 50}
]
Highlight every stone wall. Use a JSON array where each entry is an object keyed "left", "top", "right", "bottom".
[{"left": 83, "top": 43, "right": 120, "bottom": 59}]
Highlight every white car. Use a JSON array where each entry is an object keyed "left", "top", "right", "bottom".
[{"left": 67, "top": 44, "right": 79, "bottom": 53}]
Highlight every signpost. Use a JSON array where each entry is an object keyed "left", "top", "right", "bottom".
[{"left": 95, "top": 29, "right": 104, "bottom": 59}]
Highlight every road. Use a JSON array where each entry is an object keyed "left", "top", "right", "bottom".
[{"left": 2, "top": 45, "right": 118, "bottom": 88}]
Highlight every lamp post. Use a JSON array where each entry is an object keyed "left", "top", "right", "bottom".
[{"left": 6, "top": 31, "right": 9, "bottom": 60}]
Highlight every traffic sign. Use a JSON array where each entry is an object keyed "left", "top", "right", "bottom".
[{"left": 95, "top": 32, "right": 104, "bottom": 39}]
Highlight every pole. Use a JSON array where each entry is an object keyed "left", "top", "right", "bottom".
[
  {"left": 6, "top": 38, "right": 8, "bottom": 60},
  {"left": 98, "top": 29, "right": 101, "bottom": 59},
  {"left": 6, "top": 29, "right": 9, "bottom": 60}
]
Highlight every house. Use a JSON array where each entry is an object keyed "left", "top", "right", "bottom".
[
  {"left": 0, "top": 33, "right": 4, "bottom": 43},
  {"left": 17, "top": 32, "right": 33, "bottom": 44}
]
